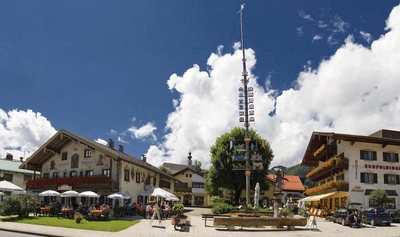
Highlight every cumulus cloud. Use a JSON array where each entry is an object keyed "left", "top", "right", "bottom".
[
  {"left": 127, "top": 122, "right": 157, "bottom": 141},
  {"left": 296, "top": 27, "right": 304, "bottom": 36},
  {"left": 331, "top": 15, "right": 349, "bottom": 33},
  {"left": 147, "top": 5, "right": 400, "bottom": 168},
  {"left": 360, "top": 31, "right": 372, "bottom": 43},
  {"left": 299, "top": 10, "right": 313, "bottom": 21},
  {"left": 312, "top": 35, "right": 323, "bottom": 42},
  {"left": 95, "top": 138, "right": 107, "bottom": 145},
  {"left": 2, "top": 5, "right": 400, "bottom": 171},
  {"left": 0, "top": 109, "right": 56, "bottom": 159}
]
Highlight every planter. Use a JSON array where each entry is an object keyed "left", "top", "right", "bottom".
[
  {"left": 75, "top": 218, "right": 82, "bottom": 224},
  {"left": 171, "top": 216, "right": 176, "bottom": 225}
]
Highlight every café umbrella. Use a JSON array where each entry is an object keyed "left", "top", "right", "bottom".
[
  {"left": 254, "top": 182, "right": 260, "bottom": 207},
  {"left": 139, "top": 187, "right": 175, "bottom": 199},
  {"left": 61, "top": 190, "right": 80, "bottom": 197},
  {"left": 39, "top": 190, "right": 61, "bottom": 197},
  {"left": 79, "top": 191, "right": 100, "bottom": 198},
  {"left": 107, "top": 192, "right": 131, "bottom": 199}
]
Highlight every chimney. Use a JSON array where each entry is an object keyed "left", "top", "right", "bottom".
[
  {"left": 20, "top": 157, "right": 24, "bottom": 162},
  {"left": 142, "top": 154, "right": 147, "bottom": 162},
  {"left": 118, "top": 145, "right": 124, "bottom": 153},
  {"left": 108, "top": 139, "right": 114, "bottom": 149},
  {"left": 6, "top": 153, "right": 13, "bottom": 160}
]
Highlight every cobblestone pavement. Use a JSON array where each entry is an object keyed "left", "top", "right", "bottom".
[{"left": 1, "top": 207, "right": 399, "bottom": 237}]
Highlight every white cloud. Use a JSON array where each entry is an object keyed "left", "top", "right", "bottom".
[
  {"left": 318, "top": 20, "right": 328, "bottom": 28},
  {"left": 327, "top": 34, "right": 339, "bottom": 45},
  {"left": 2, "top": 5, "right": 400, "bottom": 171},
  {"left": 360, "top": 31, "right": 372, "bottom": 43},
  {"left": 0, "top": 109, "right": 56, "bottom": 160},
  {"left": 110, "top": 129, "right": 117, "bottom": 135},
  {"left": 147, "top": 4, "right": 400, "bottom": 168},
  {"left": 312, "top": 35, "right": 323, "bottom": 43},
  {"left": 298, "top": 10, "right": 313, "bottom": 21},
  {"left": 95, "top": 138, "right": 107, "bottom": 145},
  {"left": 117, "top": 136, "right": 129, "bottom": 144},
  {"left": 127, "top": 122, "right": 157, "bottom": 141},
  {"left": 296, "top": 27, "right": 304, "bottom": 36},
  {"left": 331, "top": 15, "right": 349, "bottom": 33}
]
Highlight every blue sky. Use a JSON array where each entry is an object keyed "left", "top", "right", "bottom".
[{"left": 1, "top": 1, "right": 400, "bottom": 169}]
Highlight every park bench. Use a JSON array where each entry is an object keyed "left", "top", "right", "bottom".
[{"left": 202, "top": 214, "right": 218, "bottom": 226}]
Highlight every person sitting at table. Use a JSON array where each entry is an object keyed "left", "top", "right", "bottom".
[
  {"left": 89, "top": 204, "right": 97, "bottom": 211},
  {"left": 63, "top": 203, "right": 70, "bottom": 209}
]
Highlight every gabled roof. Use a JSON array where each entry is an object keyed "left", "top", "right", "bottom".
[
  {"left": 267, "top": 174, "right": 305, "bottom": 192},
  {"left": 19, "top": 129, "right": 178, "bottom": 181},
  {"left": 173, "top": 166, "right": 203, "bottom": 176},
  {"left": 0, "top": 159, "right": 36, "bottom": 175},
  {"left": 161, "top": 162, "right": 187, "bottom": 173},
  {"left": 302, "top": 130, "right": 400, "bottom": 166}
]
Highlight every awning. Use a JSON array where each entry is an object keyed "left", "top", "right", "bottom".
[
  {"left": 298, "top": 192, "right": 337, "bottom": 202},
  {"left": 365, "top": 189, "right": 398, "bottom": 196}
]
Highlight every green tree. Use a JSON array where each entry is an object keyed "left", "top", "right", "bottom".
[
  {"left": 0, "top": 193, "right": 38, "bottom": 218},
  {"left": 159, "top": 166, "right": 172, "bottom": 175},
  {"left": 369, "top": 189, "right": 388, "bottom": 207},
  {"left": 193, "top": 159, "right": 202, "bottom": 173},
  {"left": 205, "top": 127, "right": 274, "bottom": 205}
]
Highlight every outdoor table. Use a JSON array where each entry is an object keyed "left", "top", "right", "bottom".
[
  {"left": 90, "top": 210, "right": 103, "bottom": 220},
  {"left": 40, "top": 206, "right": 50, "bottom": 216},
  {"left": 62, "top": 208, "right": 73, "bottom": 218}
]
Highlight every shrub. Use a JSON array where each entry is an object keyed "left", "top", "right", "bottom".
[
  {"left": 171, "top": 203, "right": 185, "bottom": 215},
  {"left": 210, "top": 196, "right": 232, "bottom": 205},
  {"left": 0, "top": 194, "right": 37, "bottom": 218},
  {"left": 212, "top": 203, "right": 234, "bottom": 215}
]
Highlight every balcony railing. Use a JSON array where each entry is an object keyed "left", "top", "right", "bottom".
[
  {"left": 174, "top": 187, "right": 192, "bottom": 193},
  {"left": 26, "top": 175, "right": 119, "bottom": 192},
  {"left": 306, "top": 157, "right": 349, "bottom": 181},
  {"left": 305, "top": 180, "right": 349, "bottom": 196}
]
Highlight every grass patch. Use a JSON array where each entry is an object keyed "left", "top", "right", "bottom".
[{"left": 1, "top": 216, "right": 139, "bottom": 232}]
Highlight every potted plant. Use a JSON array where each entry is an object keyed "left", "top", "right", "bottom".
[
  {"left": 171, "top": 204, "right": 187, "bottom": 225},
  {"left": 74, "top": 212, "right": 84, "bottom": 224}
]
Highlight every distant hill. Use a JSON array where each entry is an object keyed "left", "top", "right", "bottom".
[{"left": 284, "top": 163, "right": 317, "bottom": 189}]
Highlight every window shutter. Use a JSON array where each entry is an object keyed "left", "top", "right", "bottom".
[
  {"left": 374, "top": 173, "right": 378, "bottom": 183},
  {"left": 360, "top": 150, "right": 364, "bottom": 160},
  {"left": 396, "top": 175, "right": 400, "bottom": 184},
  {"left": 383, "top": 152, "right": 387, "bottom": 161},
  {"left": 373, "top": 151, "right": 377, "bottom": 161},
  {"left": 395, "top": 153, "right": 399, "bottom": 162},
  {"left": 384, "top": 174, "right": 388, "bottom": 184},
  {"left": 360, "top": 173, "right": 365, "bottom": 183}
]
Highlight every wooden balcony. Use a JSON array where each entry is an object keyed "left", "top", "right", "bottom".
[
  {"left": 307, "top": 158, "right": 349, "bottom": 182},
  {"left": 305, "top": 180, "right": 349, "bottom": 196},
  {"left": 174, "top": 187, "right": 192, "bottom": 193}
]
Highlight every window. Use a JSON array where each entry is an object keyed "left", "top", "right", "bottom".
[
  {"left": 3, "top": 173, "right": 13, "bottom": 181},
  {"left": 84, "top": 149, "right": 91, "bottom": 158},
  {"left": 124, "top": 170, "right": 129, "bottom": 181},
  {"left": 384, "top": 174, "right": 400, "bottom": 184},
  {"left": 61, "top": 152, "right": 68, "bottom": 160},
  {"left": 102, "top": 169, "right": 111, "bottom": 177},
  {"left": 70, "top": 171, "right": 77, "bottom": 177},
  {"left": 85, "top": 170, "right": 93, "bottom": 177},
  {"left": 360, "top": 172, "right": 377, "bottom": 184},
  {"left": 23, "top": 175, "right": 32, "bottom": 181},
  {"left": 153, "top": 177, "right": 156, "bottom": 186},
  {"left": 194, "top": 196, "right": 204, "bottom": 205},
  {"left": 383, "top": 152, "right": 399, "bottom": 162},
  {"left": 159, "top": 180, "right": 171, "bottom": 189},
  {"left": 63, "top": 172, "right": 67, "bottom": 177},
  {"left": 336, "top": 174, "right": 344, "bottom": 181},
  {"left": 192, "top": 182, "right": 204, "bottom": 188},
  {"left": 360, "top": 150, "right": 377, "bottom": 161},
  {"left": 53, "top": 172, "right": 59, "bottom": 178},
  {"left": 71, "top": 154, "right": 79, "bottom": 168},
  {"left": 136, "top": 173, "right": 140, "bottom": 183},
  {"left": 43, "top": 173, "right": 49, "bottom": 179},
  {"left": 383, "top": 198, "right": 396, "bottom": 209},
  {"left": 79, "top": 171, "right": 84, "bottom": 177}
]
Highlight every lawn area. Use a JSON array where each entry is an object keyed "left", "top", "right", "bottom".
[{"left": 1, "top": 216, "right": 140, "bottom": 232}]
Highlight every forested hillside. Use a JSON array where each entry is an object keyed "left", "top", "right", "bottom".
[{"left": 285, "top": 164, "right": 317, "bottom": 189}]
